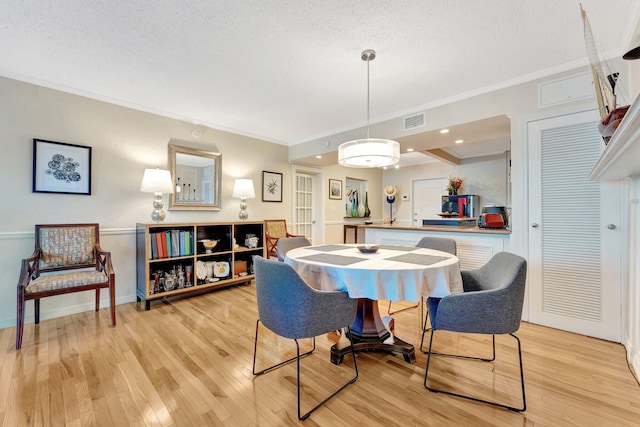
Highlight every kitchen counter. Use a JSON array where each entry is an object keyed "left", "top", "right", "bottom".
[
  {"left": 360, "top": 223, "right": 511, "bottom": 235},
  {"left": 361, "top": 224, "right": 510, "bottom": 269}
]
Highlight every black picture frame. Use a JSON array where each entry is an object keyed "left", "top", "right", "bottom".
[
  {"left": 329, "top": 179, "right": 342, "bottom": 199},
  {"left": 262, "top": 170, "right": 282, "bottom": 202},
  {"left": 32, "top": 138, "right": 92, "bottom": 195}
]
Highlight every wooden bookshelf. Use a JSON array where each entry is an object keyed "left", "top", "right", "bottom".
[{"left": 136, "top": 221, "right": 264, "bottom": 310}]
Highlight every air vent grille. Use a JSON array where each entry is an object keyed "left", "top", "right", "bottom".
[{"left": 404, "top": 113, "right": 425, "bottom": 130}]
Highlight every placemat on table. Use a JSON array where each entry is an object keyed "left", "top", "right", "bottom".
[
  {"left": 386, "top": 253, "right": 450, "bottom": 266},
  {"left": 298, "top": 253, "right": 365, "bottom": 266},
  {"left": 307, "top": 244, "right": 349, "bottom": 252},
  {"left": 378, "top": 245, "right": 417, "bottom": 252}
]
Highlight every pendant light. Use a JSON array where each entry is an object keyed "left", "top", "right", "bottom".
[{"left": 338, "top": 49, "right": 400, "bottom": 168}]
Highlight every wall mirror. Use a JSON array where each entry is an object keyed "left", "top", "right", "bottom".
[{"left": 168, "top": 144, "right": 222, "bottom": 211}]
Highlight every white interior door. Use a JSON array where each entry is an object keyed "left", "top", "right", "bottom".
[
  {"left": 528, "top": 109, "right": 622, "bottom": 342},
  {"left": 294, "top": 172, "right": 315, "bottom": 242},
  {"left": 412, "top": 178, "right": 448, "bottom": 226}
]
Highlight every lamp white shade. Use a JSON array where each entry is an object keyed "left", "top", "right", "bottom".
[
  {"left": 338, "top": 139, "right": 400, "bottom": 168},
  {"left": 140, "top": 169, "right": 174, "bottom": 193},
  {"left": 232, "top": 179, "right": 255, "bottom": 198}
]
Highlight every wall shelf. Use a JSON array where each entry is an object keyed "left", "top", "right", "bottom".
[{"left": 590, "top": 93, "right": 640, "bottom": 181}]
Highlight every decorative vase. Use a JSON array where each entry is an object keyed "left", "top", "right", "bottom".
[
  {"left": 358, "top": 201, "right": 365, "bottom": 217},
  {"left": 351, "top": 201, "right": 358, "bottom": 217},
  {"left": 449, "top": 189, "right": 458, "bottom": 196},
  {"left": 364, "top": 192, "right": 371, "bottom": 217}
]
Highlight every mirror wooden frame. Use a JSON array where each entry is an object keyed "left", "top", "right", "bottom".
[{"left": 168, "top": 144, "right": 222, "bottom": 211}]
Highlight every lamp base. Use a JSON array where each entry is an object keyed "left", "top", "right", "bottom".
[
  {"left": 151, "top": 192, "right": 166, "bottom": 223},
  {"left": 238, "top": 197, "right": 248, "bottom": 221}
]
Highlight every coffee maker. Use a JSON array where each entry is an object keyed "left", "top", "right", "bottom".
[{"left": 441, "top": 194, "right": 479, "bottom": 218}]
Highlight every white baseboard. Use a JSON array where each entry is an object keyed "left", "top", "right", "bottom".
[{"left": 0, "top": 294, "right": 137, "bottom": 330}]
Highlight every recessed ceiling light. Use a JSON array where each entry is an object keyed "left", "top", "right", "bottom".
[
  {"left": 455, "top": 139, "right": 464, "bottom": 144},
  {"left": 394, "top": 165, "right": 400, "bottom": 169},
  {"left": 439, "top": 129, "right": 449, "bottom": 134},
  {"left": 315, "top": 155, "right": 322, "bottom": 159},
  {"left": 406, "top": 148, "right": 414, "bottom": 152}
]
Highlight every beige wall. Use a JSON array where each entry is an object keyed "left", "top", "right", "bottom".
[{"left": 0, "top": 76, "right": 290, "bottom": 328}]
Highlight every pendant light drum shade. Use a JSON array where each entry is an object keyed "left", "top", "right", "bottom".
[
  {"left": 338, "top": 49, "right": 400, "bottom": 168},
  {"left": 338, "top": 138, "right": 400, "bottom": 168}
]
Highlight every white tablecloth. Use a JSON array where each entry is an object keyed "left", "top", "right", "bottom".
[{"left": 285, "top": 244, "right": 463, "bottom": 302}]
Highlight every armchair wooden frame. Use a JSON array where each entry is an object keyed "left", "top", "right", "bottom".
[
  {"left": 16, "top": 223, "right": 116, "bottom": 349},
  {"left": 264, "top": 219, "right": 303, "bottom": 259}
]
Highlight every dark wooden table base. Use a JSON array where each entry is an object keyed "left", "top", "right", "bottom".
[{"left": 330, "top": 298, "right": 416, "bottom": 364}]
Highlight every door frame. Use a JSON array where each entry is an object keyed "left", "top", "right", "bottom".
[{"left": 290, "top": 164, "right": 324, "bottom": 244}]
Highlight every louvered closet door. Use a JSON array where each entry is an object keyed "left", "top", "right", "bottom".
[{"left": 528, "top": 109, "right": 621, "bottom": 342}]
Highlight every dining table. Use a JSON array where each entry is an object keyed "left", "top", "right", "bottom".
[{"left": 284, "top": 243, "right": 463, "bottom": 364}]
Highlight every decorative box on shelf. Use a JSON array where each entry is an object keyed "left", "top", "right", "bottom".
[{"left": 136, "top": 221, "right": 264, "bottom": 310}]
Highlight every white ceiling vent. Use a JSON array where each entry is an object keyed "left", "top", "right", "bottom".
[{"left": 404, "top": 112, "right": 425, "bottom": 130}]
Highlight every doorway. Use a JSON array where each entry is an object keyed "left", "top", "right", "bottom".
[
  {"left": 412, "top": 177, "right": 448, "bottom": 226},
  {"left": 292, "top": 166, "right": 323, "bottom": 244}
]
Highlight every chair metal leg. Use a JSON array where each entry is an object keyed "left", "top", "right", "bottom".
[
  {"left": 424, "top": 330, "right": 526, "bottom": 412},
  {"left": 252, "top": 319, "right": 315, "bottom": 376},
  {"left": 296, "top": 326, "right": 358, "bottom": 420},
  {"left": 387, "top": 299, "right": 420, "bottom": 315},
  {"left": 421, "top": 327, "right": 496, "bottom": 362},
  {"left": 253, "top": 320, "right": 359, "bottom": 420}
]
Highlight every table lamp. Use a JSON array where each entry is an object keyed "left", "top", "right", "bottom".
[
  {"left": 140, "top": 168, "right": 174, "bottom": 223},
  {"left": 232, "top": 178, "right": 255, "bottom": 221}
]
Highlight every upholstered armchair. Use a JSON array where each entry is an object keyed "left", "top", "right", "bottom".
[
  {"left": 422, "top": 251, "right": 527, "bottom": 411},
  {"left": 388, "top": 236, "right": 457, "bottom": 321},
  {"left": 252, "top": 256, "right": 358, "bottom": 420},
  {"left": 264, "top": 219, "right": 303, "bottom": 259},
  {"left": 16, "top": 223, "right": 116, "bottom": 349},
  {"left": 276, "top": 236, "right": 311, "bottom": 261}
]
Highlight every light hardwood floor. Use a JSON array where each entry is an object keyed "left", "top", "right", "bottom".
[{"left": 2, "top": 283, "right": 639, "bottom": 426}]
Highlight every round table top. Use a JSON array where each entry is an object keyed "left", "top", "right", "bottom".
[{"left": 285, "top": 243, "right": 462, "bottom": 302}]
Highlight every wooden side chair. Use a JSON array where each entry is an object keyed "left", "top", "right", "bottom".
[
  {"left": 16, "top": 223, "right": 116, "bottom": 349},
  {"left": 264, "top": 219, "right": 302, "bottom": 259}
]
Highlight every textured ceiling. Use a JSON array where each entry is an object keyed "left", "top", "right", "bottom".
[{"left": 0, "top": 1, "right": 638, "bottom": 146}]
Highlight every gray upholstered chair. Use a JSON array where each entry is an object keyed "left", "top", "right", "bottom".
[
  {"left": 252, "top": 256, "right": 358, "bottom": 420},
  {"left": 422, "top": 251, "right": 527, "bottom": 412},
  {"left": 276, "top": 236, "right": 311, "bottom": 262},
  {"left": 387, "top": 236, "right": 457, "bottom": 322}
]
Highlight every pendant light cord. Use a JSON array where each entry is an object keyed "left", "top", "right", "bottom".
[{"left": 366, "top": 55, "right": 370, "bottom": 140}]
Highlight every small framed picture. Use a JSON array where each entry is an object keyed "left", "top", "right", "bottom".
[
  {"left": 262, "top": 171, "right": 282, "bottom": 202},
  {"left": 329, "top": 179, "right": 342, "bottom": 199},
  {"left": 32, "top": 139, "right": 92, "bottom": 195}
]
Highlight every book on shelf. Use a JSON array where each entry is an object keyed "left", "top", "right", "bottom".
[
  {"left": 179, "top": 231, "right": 186, "bottom": 256},
  {"left": 165, "top": 231, "right": 172, "bottom": 258},
  {"left": 148, "top": 229, "right": 195, "bottom": 260},
  {"left": 171, "top": 230, "right": 180, "bottom": 257},
  {"left": 150, "top": 233, "right": 158, "bottom": 259},
  {"left": 157, "top": 232, "right": 166, "bottom": 258}
]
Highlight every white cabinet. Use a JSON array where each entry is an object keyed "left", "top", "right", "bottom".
[{"left": 363, "top": 226, "right": 509, "bottom": 270}]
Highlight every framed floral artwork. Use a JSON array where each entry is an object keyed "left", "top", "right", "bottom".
[
  {"left": 32, "top": 139, "right": 92, "bottom": 195},
  {"left": 329, "top": 179, "right": 342, "bottom": 199},
  {"left": 262, "top": 170, "right": 282, "bottom": 202}
]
